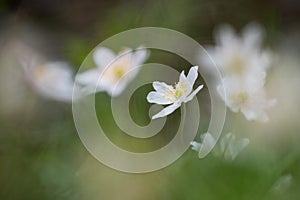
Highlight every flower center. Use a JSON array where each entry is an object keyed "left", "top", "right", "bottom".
[
  {"left": 174, "top": 89, "right": 183, "bottom": 98},
  {"left": 163, "top": 82, "right": 188, "bottom": 102},
  {"left": 230, "top": 92, "right": 248, "bottom": 106},
  {"left": 34, "top": 65, "right": 46, "bottom": 78},
  {"left": 174, "top": 82, "right": 187, "bottom": 98},
  {"left": 113, "top": 66, "right": 127, "bottom": 78},
  {"left": 109, "top": 59, "right": 131, "bottom": 81}
]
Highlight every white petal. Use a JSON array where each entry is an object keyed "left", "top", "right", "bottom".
[
  {"left": 241, "top": 107, "right": 268, "bottom": 122},
  {"left": 179, "top": 70, "right": 193, "bottom": 94},
  {"left": 179, "top": 70, "right": 188, "bottom": 84},
  {"left": 230, "top": 138, "right": 250, "bottom": 160},
  {"left": 35, "top": 81, "right": 74, "bottom": 102},
  {"left": 268, "top": 98, "right": 277, "bottom": 107},
  {"left": 200, "top": 133, "right": 216, "bottom": 153},
  {"left": 147, "top": 91, "right": 173, "bottom": 105},
  {"left": 217, "top": 84, "right": 226, "bottom": 102},
  {"left": 76, "top": 68, "right": 100, "bottom": 85},
  {"left": 117, "top": 48, "right": 133, "bottom": 62},
  {"left": 76, "top": 68, "right": 115, "bottom": 95},
  {"left": 132, "top": 47, "right": 149, "bottom": 66},
  {"left": 108, "top": 82, "right": 127, "bottom": 97},
  {"left": 118, "top": 47, "right": 132, "bottom": 56},
  {"left": 242, "top": 22, "right": 264, "bottom": 49},
  {"left": 153, "top": 81, "right": 174, "bottom": 93},
  {"left": 214, "top": 24, "right": 237, "bottom": 46},
  {"left": 32, "top": 62, "right": 75, "bottom": 102},
  {"left": 186, "top": 66, "right": 199, "bottom": 86},
  {"left": 260, "top": 50, "right": 272, "bottom": 69},
  {"left": 120, "top": 64, "right": 141, "bottom": 83},
  {"left": 184, "top": 84, "right": 203, "bottom": 103},
  {"left": 220, "top": 132, "right": 235, "bottom": 152},
  {"left": 152, "top": 102, "right": 181, "bottom": 119},
  {"left": 190, "top": 141, "right": 201, "bottom": 151},
  {"left": 93, "top": 47, "right": 116, "bottom": 69},
  {"left": 222, "top": 132, "right": 249, "bottom": 161}
]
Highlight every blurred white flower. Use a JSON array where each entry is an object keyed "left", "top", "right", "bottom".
[
  {"left": 23, "top": 61, "right": 76, "bottom": 102},
  {"left": 147, "top": 66, "right": 203, "bottom": 119},
  {"left": 201, "top": 22, "right": 276, "bottom": 122},
  {"left": 76, "top": 46, "right": 149, "bottom": 97},
  {"left": 205, "top": 23, "right": 271, "bottom": 79},
  {"left": 216, "top": 132, "right": 250, "bottom": 161},
  {"left": 218, "top": 77, "right": 276, "bottom": 122},
  {"left": 191, "top": 132, "right": 250, "bottom": 161}
]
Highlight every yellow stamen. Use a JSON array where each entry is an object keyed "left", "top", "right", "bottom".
[
  {"left": 110, "top": 59, "right": 131, "bottom": 80},
  {"left": 231, "top": 92, "right": 248, "bottom": 106},
  {"left": 34, "top": 65, "right": 46, "bottom": 78}
]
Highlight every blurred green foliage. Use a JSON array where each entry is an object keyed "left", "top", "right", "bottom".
[{"left": 1, "top": 0, "right": 300, "bottom": 199}]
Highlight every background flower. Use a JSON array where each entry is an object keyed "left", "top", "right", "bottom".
[
  {"left": 218, "top": 76, "right": 276, "bottom": 122},
  {"left": 203, "top": 23, "right": 276, "bottom": 122},
  {"left": 204, "top": 23, "right": 271, "bottom": 79},
  {"left": 76, "top": 46, "right": 149, "bottom": 97},
  {"left": 23, "top": 61, "right": 76, "bottom": 102}
]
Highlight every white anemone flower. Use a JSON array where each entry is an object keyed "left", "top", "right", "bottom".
[
  {"left": 23, "top": 61, "right": 76, "bottom": 102},
  {"left": 147, "top": 66, "right": 203, "bottom": 119},
  {"left": 218, "top": 77, "right": 276, "bottom": 122},
  {"left": 200, "top": 22, "right": 276, "bottom": 122},
  {"left": 76, "top": 46, "right": 149, "bottom": 97},
  {"left": 202, "top": 23, "right": 271, "bottom": 79}
]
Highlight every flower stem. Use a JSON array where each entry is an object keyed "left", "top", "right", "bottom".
[{"left": 179, "top": 103, "right": 187, "bottom": 144}]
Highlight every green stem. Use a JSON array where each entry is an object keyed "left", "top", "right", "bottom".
[{"left": 179, "top": 103, "right": 187, "bottom": 144}]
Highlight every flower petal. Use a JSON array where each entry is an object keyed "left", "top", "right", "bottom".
[
  {"left": 214, "top": 24, "right": 237, "bottom": 47},
  {"left": 76, "top": 68, "right": 100, "bottom": 85},
  {"left": 200, "top": 133, "right": 216, "bottom": 154},
  {"left": 217, "top": 84, "right": 226, "bottom": 102},
  {"left": 242, "top": 22, "right": 263, "bottom": 49},
  {"left": 117, "top": 48, "right": 133, "bottom": 63},
  {"left": 190, "top": 141, "right": 201, "bottom": 151},
  {"left": 186, "top": 66, "right": 199, "bottom": 86},
  {"left": 220, "top": 132, "right": 235, "bottom": 153},
  {"left": 132, "top": 47, "right": 149, "bottom": 66},
  {"left": 184, "top": 84, "right": 203, "bottom": 103},
  {"left": 107, "top": 81, "right": 128, "bottom": 97},
  {"left": 152, "top": 102, "right": 181, "bottom": 119},
  {"left": 32, "top": 62, "right": 75, "bottom": 102},
  {"left": 241, "top": 107, "right": 269, "bottom": 122},
  {"left": 93, "top": 47, "right": 116, "bottom": 69},
  {"left": 147, "top": 91, "right": 173, "bottom": 105},
  {"left": 179, "top": 70, "right": 193, "bottom": 94},
  {"left": 153, "top": 81, "right": 174, "bottom": 93},
  {"left": 227, "top": 137, "right": 250, "bottom": 160},
  {"left": 76, "top": 68, "right": 114, "bottom": 95},
  {"left": 179, "top": 70, "right": 188, "bottom": 84}
]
